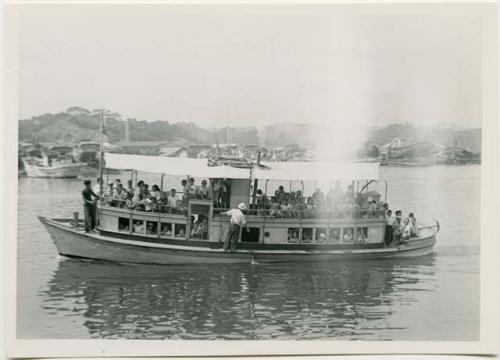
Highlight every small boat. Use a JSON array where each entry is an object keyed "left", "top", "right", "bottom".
[
  {"left": 39, "top": 152, "right": 439, "bottom": 265},
  {"left": 23, "top": 145, "right": 89, "bottom": 178}
]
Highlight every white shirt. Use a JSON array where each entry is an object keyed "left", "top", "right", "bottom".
[{"left": 225, "top": 208, "right": 246, "bottom": 226}]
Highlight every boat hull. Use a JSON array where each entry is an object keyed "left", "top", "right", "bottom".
[
  {"left": 39, "top": 217, "right": 437, "bottom": 265},
  {"left": 23, "top": 160, "right": 88, "bottom": 178}
]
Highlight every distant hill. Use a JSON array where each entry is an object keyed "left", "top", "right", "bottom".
[
  {"left": 18, "top": 107, "right": 259, "bottom": 145},
  {"left": 19, "top": 107, "right": 481, "bottom": 153}
]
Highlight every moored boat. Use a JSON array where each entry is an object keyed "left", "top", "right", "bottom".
[{"left": 39, "top": 153, "right": 440, "bottom": 265}]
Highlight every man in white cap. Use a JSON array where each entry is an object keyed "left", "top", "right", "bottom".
[{"left": 222, "top": 202, "right": 249, "bottom": 252}]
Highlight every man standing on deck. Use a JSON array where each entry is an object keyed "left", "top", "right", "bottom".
[
  {"left": 222, "top": 202, "right": 250, "bottom": 252},
  {"left": 82, "top": 180, "right": 100, "bottom": 233}
]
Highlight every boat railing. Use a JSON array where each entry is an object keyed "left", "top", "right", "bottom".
[{"left": 98, "top": 196, "right": 385, "bottom": 220}]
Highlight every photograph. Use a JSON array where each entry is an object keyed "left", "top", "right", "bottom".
[{"left": 4, "top": 1, "right": 499, "bottom": 357}]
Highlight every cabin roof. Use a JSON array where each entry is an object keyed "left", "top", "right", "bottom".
[{"left": 104, "top": 153, "right": 380, "bottom": 181}]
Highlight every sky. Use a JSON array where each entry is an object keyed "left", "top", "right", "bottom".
[{"left": 13, "top": 3, "right": 488, "bottom": 130}]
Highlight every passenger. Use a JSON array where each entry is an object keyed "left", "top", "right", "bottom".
[
  {"left": 150, "top": 185, "right": 162, "bottom": 202},
  {"left": 181, "top": 179, "right": 189, "bottom": 204},
  {"left": 409, "top": 212, "right": 419, "bottom": 237},
  {"left": 133, "top": 220, "right": 144, "bottom": 234},
  {"left": 168, "top": 189, "right": 178, "bottom": 213},
  {"left": 221, "top": 179, "right": 231, "bottom": 208},
  {"left": 385, "top": 209, "right": 394, "bottom": 247},
  {"left": 328, "top": 181, "right": 344, "bottom": 208},
  {"left": 312, "top": 188, "right": 325, "bottom": 209},
  {"left": 275, "top": 185, "right": 287, "bottom": 204},
  {"left": 305, "top": 197, "right": 316, "bottom": 218},
  {"left": 187, "top": 177, "right": 197, "bottom": 198},
  {"left": 196, "top": 179, "right": 210, "bottom": 200},
  {"left": 356, "top": 228, "right": 367, "bottom": 246},
  {"left": 133, "top": 180, "right": 144, "bottom": 203},
  {"left": 343, "top": 228, "right": 354, "bottom": 242},
  {"left": 222, "top": 202, "right": 249, "bottom": 252},
  {"left": 114, "top": 178, "right": 122, "bottom": 189},
  {"left": 212, "top": 179, "right": 221, "bottom": 207},
  {"left": 146, "top": 222, "right": 156, "bottom": 235},
  {"left": 113, "top": 183, "right": 128, "bottom": 207},
  {"left": 199, "top": 217, "right": 209, "bottom": 240},
  {"left": 269, "top": 202, "right": 282, "bottom": 218},
  {"left": 126, "top": 180, "right": 134, "bottom": 198},
  {"left": 401, "top": 217, "right": 411, "bottom": 242},
  {"left": 176, "top": 228, "right": 186, "bottom": 238},
  {"left": 82, "top": 179, "right": 99, "bottom": 233},
  {"left": 157, "top": 191, "right": 169, "bottom": 212},
  {"left": 288, "top": 230, "right": 299, "bottom": 242},
  {"left": 393, "top": 210, "right": 403, "bottom": 244}
]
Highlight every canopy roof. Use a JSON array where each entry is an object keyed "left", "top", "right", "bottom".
[
  {"left": 104, "top": 153, "right": 251, "bottom": 179},
  {"left": 254, "top": 161, "right": 379, "bottom": 181},
  {"left": 104, "top": 153, "right": 379, "bottom": 181}
]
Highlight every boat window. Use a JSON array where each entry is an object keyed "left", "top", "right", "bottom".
[
  {"left": 160, "top": 222, "right": 173, "bottom": 237},
  {"left": 132, "top": 219, "right": 145, "bottom": 234},
  {"left": 356, "top": 227, "right": 368, "bottom": 244},
  {"left": 287, "top": 228, "right": 300, "bottom": 243},
  {"left": 241, "top": 227, "right": 260, "bottom": 243},
  {"left": 342, "top": 228, "right": 354, "bottom": 243},
  {"left": 146, "top": 221, "right": 158, "bottom": 235},
  {"left": 315, "top": 228, "right": 327, "bottom": 243},
  {"left": 118, "top": 217, "right": 130, "bottom": 233},
  {"left": 175, "top": 224, "right": 187, "bottom": 239},
  {"left": 328, "top": 228, "right": 341, "bottom": 243},
  {"left": 302, "top": 228, "right": 313, "bottom": 243}
]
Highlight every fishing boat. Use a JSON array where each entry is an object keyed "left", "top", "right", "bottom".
[
  {"left": 39, "top": 151, "right": 439, "bottom": 265},
  {"left": 23, "top": 144, "right": 89, "bottom": 178}
]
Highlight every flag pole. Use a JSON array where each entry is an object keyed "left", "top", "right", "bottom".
[{"left": 99, "top": 110, "right": 104, "bottom": 198}]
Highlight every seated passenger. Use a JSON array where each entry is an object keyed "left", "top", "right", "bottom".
[
  {"left": 343, "top": 228, "right": 354, "bottom": 242},
  {"left": 150, "top": 185, "right": 162, "bottom": 202},
  {"left": 305, "top": 197, "right": 316, "bottom": 218},
  {"left": 196, "top": 179, "right": 210, "bottom": 200},
  {"left": 133, "top": 221, "right": 144, "bottom": 234},
  {"left": 199, "top": 217, "right": 209, "bottom": 240},
  {"left": 356, "top": 228, "right": 367, "bottom": 246},
  {"left": 146, "top": 222, "right": 156, "bottom": 235},
  {"left": 176, "top": 228, "right": 186, "bottom": 238},
  {"left": 275, "top": 185, "right": 287, "bottom": 204},
  {"left": 312, "top": 188, "right": 325, "bottom": 209},
  {"left": 269, "top": 202, "right": 282, "bottom": 218},
  {"left": 288, "top": 230, "right": 299, "bottom": 243},
  {"left": 112, "top": 183, "right": 128, "bottom": 207}
]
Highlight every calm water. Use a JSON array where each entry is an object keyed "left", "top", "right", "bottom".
[{"left": 17, "top": 166, "right": 480, "bottom": 340}]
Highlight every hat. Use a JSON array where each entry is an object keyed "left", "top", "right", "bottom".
[{"left": 238, "top": 203, "right": 247, "bottom": 210}]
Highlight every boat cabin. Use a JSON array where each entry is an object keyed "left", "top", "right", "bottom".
[{"left": 97, "top": 153, "right": 387, "bottom": 249}]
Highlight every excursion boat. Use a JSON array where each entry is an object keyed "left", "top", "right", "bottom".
[{"left": 39, "top": 153, "right": 440, "bottom": 265}]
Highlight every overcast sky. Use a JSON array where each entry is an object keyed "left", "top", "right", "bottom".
[{"left": 15, "top": 3, "right": 487, "bottom": 129}]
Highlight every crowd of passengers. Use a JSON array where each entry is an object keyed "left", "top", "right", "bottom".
[
  {"left": 96, "top": 177, "right": 224, "bottom": 213},
  {"left": 98, "top": 177, "right": 385, "bottom": 219},
  {"left": 252, "top": 181, "right": 385, "bottom": 219}
]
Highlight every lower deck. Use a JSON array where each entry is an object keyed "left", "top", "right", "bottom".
[{"left": 95, "top": 200, "right": 388, "bottom": 250}]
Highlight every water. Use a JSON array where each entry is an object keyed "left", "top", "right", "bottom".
[{"left": 17, "top": 165, "right": 480, "bottom": 340}]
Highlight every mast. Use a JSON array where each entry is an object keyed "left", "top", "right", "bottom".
[{"left": 98, "top": 110, "right": 104, "bottom": 197}]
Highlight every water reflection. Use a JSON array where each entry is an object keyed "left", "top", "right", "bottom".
[{"left": 41, "top": 256, "right": 436, "bottom": 339}]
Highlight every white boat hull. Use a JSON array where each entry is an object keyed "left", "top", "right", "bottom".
[
  {"left": 23, "top": 160, "right": 88, "bottom": 178},
  {"left": 40, "top": 217, "right": 438, "bottom": 265}
]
